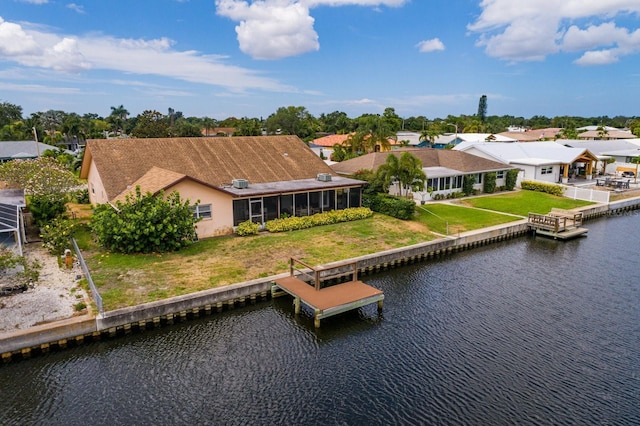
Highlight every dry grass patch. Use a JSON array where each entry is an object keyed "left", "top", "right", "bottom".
[{"left": 85, "top": 214, "right": 436, "bottom": 309}]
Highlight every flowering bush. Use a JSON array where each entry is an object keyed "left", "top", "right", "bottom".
[
  {"left": 236, "top": 220, "right": 260, "bottom": 236},
  {"left": 40, "top": 217, "right": 78, "bottom": 255},
  {"left": 265, "top": 207, "right": 373, "bottom": 233}
]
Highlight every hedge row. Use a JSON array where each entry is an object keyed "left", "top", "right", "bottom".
[
  {"left": 363, "top": 193, "right": 415, "bottom": 220},
  {"left": 264, "top": 207, "right": 373, "bottom": 233},
  {"left": 520, "top": 180, "right": 565, "bottom": 196}
]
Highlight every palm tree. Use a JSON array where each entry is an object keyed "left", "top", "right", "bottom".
[
  {"left": 419, "top": 123, "right": 441, "bottom": 147},
  {"left": 202, "top": 117, "right": 216, "bottom": 137},
  {"left": 376, "top": 152, "right": 426, "bottom": 197},
  {"left": 109, "top": 105, "right": 129, "bottom": 136},
  {"left": 398, "top": 152, "right": 426, "bottom": 195}
]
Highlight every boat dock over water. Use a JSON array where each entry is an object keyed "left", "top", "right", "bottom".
[
  {"left": 528, "top": 209, "right": 588, "bottom": 240},
  {"left": 273, "top": 258, "right": 384, "bottom": 328}
]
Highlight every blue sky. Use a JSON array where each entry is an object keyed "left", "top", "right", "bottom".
[{"left": 1, "top": 0, "right": 640, "bottom": 120}]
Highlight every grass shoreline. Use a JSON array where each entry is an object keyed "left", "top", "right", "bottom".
[{"left": 77, "top": 190, "right": 595, "bottom": 310}]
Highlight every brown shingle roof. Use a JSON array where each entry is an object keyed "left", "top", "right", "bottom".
[
  {"left": 111, "top": 166, "right": 188, "bottom": 204},
  {"left": 330, "top": 148, "right": 511, "bottom": 175},
  {"left": 81, "top": 136, "right": 335, "bottom": 202}
]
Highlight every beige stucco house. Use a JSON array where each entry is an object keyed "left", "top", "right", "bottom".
[{"left": 80, "top": 136, "right": 366, "bottom": 238}]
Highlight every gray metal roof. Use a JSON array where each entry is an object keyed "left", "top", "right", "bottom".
[
  {"left": 0, "top": 141, "right": 66, "bottom": 159},
  {"left": 221, "top": 176, "right": 366, "bottom": 197}
]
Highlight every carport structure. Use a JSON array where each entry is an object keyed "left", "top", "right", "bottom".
[{"left": 0, "top": 189, "right": 27, "bottom": 256}]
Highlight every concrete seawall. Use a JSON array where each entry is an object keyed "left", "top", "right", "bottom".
[{"left": 3, "top": 196, "right": 639, "bottom": 361}]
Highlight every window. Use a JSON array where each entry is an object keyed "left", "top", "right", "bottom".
[
  {"left": 191, "top": 204, "right": 212, "bottom": 220},
  {"left": 349, "top": 187, "right": 361, "bottom": 207},
  {"left": 233, "top": 199, "right": 249, "bottom": 226},
  {"left": 475, "top": 173, "right": 483, "bottom": 184},
  {"left": 496, "top": 171, "right": 504, "bottom": 179},
  {"left": 541, "top": 166, "right": 553, "bottom": 175}
]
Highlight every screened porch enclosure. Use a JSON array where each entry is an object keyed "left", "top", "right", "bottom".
[{"left": 232, "top": 188, "right": 362, "bottom": 226}]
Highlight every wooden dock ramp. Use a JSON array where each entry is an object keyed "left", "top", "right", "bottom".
[{"left": 273, "top": 258, "right": 384, "bottom": 328}]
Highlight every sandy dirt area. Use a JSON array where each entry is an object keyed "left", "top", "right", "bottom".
[{"left": 0, "top": 244, "right": 88, "bottom": 334}]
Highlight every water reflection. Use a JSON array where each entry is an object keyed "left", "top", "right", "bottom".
[{"left": 1, "top": 215, "right": 639, "bottom": 425}]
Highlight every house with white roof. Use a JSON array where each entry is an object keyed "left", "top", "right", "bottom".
[
  {"left": 431, "top": 133, "right": 517, "bottom": 149},
  {"left": 556, "top": 139, "right": 640, "bottom": 175},
  {"left": 454, "top": 141, "right": 599, "bottom": 184}
]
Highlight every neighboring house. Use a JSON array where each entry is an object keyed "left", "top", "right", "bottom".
[
  {"left": 556, "top": 139, "right": 640, "bottom": 175},
  {"left": 454, "top": 141, "right": 599, "bottom": 184},
  {"left": 0, "top": 141, "right": 64, "bottom": 162},
  {"left": 577, "top": 129, "right": 635, "bottom": 140},
  {"left": 499, "top": 128, "right": 562, "bottom": 142},
  {"left": 431, "top": 133, "right": 517, "bottom": 149},
  {"left": 80, "top": 136, "right": 366, "bottom": 238},
  {"left": 396, "top": 131, "right": 430, "bottom": 147},
  {"left": 310, "top": 133, "right": 399, "bottom": 154},
  {"left": 330, "top": 148, "right": 514, "bottom": 202}
]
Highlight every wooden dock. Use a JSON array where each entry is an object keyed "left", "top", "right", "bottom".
[
  {"left": 528, "top": 209, "right": 588, "bottom": 240},
  {"left": 273, "top": 258, "right": 384, "bottom": 328}
]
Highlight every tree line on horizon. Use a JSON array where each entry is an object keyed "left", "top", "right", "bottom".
[{"left": 1, "top": 100, "right": 639, "bottom": 147}]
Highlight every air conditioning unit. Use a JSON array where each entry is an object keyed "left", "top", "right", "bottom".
[
  {"left": 232, "top": 178, "right": 249, "bottom": 189},
  {"left": 317, "top": 173, "right": 332, "bottom": 182}
]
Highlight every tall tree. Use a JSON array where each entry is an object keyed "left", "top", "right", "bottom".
[
  {"left": 202, "top": 117, "right": 216, "bottom": 136},
  {"left": 376, "top": 152, "right": 426, "bottom": 197},
  {"left": 108, "top": 105, "right": 129, "bottom": 136},
  {"left": 419, "top": 122, "right": 441, "bottom": 147},
  {"left": 0, "top": 101, "right": 23, "bottom": 127},
  {"left": 131, "top": 110, "right": 169, "bottom": 138},
  {"left": 477, "top": 95, "right": 488, "bottom": 131},
  {"left": 265, "top": 106, "right": 315, "bottom": 138}
]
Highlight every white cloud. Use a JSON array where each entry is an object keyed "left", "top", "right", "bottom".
[
  {"left": 574, "top": 50, "right": 620, "bottom": 66},
  {"left": 19, "top": 0, "right": 49, "bottom": 4},
  {"left": 416, "top": 38, "right": 445, "bottom": 53},
  {"left": 215, "top": 0, "right": 408, "bottom": 59},
  {"left": 66, "top": 3, "right": 86, "bottom": 14},
  {"left": 468, "top": 0, "right": 640, "bottom": 64},
  {"left": 0, "top": 16, "right": 290, "bottom": 92},
  {"left": 0, "top": 17, "right": 41, "bottom": 56}
]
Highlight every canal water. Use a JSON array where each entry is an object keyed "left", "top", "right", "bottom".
[{"left": 1, "top": 213, "right": 639, "bottom": 425}]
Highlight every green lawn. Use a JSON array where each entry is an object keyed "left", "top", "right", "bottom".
[
  {"left": 83, "top": 214, "right": 437, "bottom": 309},
  {"left": 415, "top": 203, "right": 521, "bottom": 235},
  {"left": 77, "top": 189, "right": 596, "bottom": 310},
  {"left": 461, "top": 190, "right": 594, "bottom": 216}
]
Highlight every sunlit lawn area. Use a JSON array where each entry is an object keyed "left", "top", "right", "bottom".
[
  {"left": 460, "top": 190, "right": 594, "bottom": 216},
  {"left": 82, "top": 214, "right": 437, "bottom": 309},
  {"left": 415, "top": 203, "right": 522, "bottom": 235}
]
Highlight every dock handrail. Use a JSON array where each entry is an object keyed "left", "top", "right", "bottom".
[{"left": 289, "top": 257, "right": 358, "bottom": 291}]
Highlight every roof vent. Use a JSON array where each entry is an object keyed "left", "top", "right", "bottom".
[
  {"left": 317, "top": 173, "right": 332, "bottom": 182},
  {"left": 232, "top": 178, "right": 249, "bottom": 189}
]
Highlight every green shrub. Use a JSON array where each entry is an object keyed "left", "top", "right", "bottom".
[
  {"left": 90, "top": 187, "right": 198, "bottom": 253},
  {"left": 265, "top": 207, "right": 373, "bottom": 232},
  {"left": 29, "top": 193, "right": 68, "bottom": 227},
  {"left": 520, "top": 180, "right": 564, "bottom": 196},
  {"left": 74, "top": 302, "right": 87, "bottom": 312},
  {"left": 40, "top": 217, "right": 78, "bottom": 255},
  {"left": 363, "top": 194, "right": 415, "bottom": 220},
  {"left": 483, "top": 172, "right": 497, "bottom": 194},
  {"left": 505, "top": 169, "right": 518, "bottom": 190},
  {"left": 73, "top": 189, "right": 90, "bottom": 204},
  {"left": 236, "top": 220, "right": 260, "bottom": 236},
  {"left": 463, "top": 174, "right": 476, "bottom": 195}
]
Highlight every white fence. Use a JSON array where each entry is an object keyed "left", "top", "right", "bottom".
[{"left": 561, "top": 185, "right": 610, "bottom": 204}]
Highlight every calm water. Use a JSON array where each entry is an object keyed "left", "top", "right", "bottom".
[{"left": 1, "top": 213, "right": 639, "bottom": 425}]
